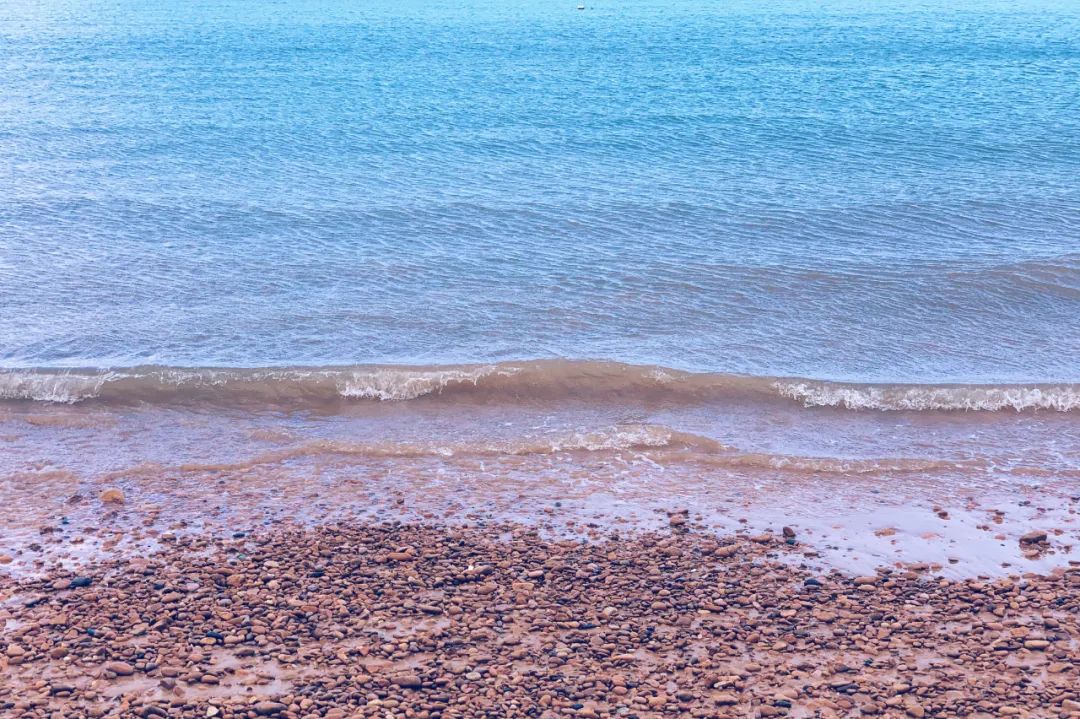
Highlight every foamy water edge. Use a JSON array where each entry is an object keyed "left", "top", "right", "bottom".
[{"left": 1, "top": 361, "right": 1078, "bottom": 411}]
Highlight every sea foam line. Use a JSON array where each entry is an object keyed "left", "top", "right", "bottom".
[
  {"left": 775, "top": 381, "right": 1080, "bottom": 412},
  {"left": 0, "top": 361, "right": 1078, "bottom": 411}
]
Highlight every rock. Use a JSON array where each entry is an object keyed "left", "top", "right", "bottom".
[
  {"left": 782, "top": 526, "right": 796, "bottom": 539},
  {"left": 714, "top": 693, "right": 739, "bottom": 706},
  {"left": 99, "top": 488, "right": 125, "bottom": 504},
  {"left": 104, "top": 661, "right": 135, "bottom": 676},
  {"left": 1024, "top": 639, "right": 1050, "bottom": 650},
  {"left": 394, "top": 674, "right": 423, "bottom": 688},
  {"left": 253, "top": 702, "right": 287, "bottom": 716},
  {"left": 853, "top": 576, "right": 878, "bottom": 585},
  {"left": 1020, "top": 530, "right": 1047, "bottom": 544},
  {"left": 904, "top": 699, "right": 925, "bottom": 718},
  {"left": 0, "top": 554, "right": 13, "bottom": 564}
]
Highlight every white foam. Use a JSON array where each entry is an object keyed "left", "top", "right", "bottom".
[
  {"left": 336, "top": 365, "right": 518, "bottom": 401},
  {"left": 0, "top": 371, "right": 123, "bottom": 403},
  {"left": 540, "top": 424, "right": 675, "bottom": 452},
  {"left": 776, "top": 381, "right": 1080, "bottom": 412}
]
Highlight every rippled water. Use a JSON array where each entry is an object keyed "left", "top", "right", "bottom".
[{"left": 2, "top": 0, "right": 1079, "bottom": 382}]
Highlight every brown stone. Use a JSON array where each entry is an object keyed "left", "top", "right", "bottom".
[
  {"left": 104, "top": 661, "right": 135, "bottom": 676},
  {"left": 253, "top": 702, "right": 287, "bottom": 716},
  {"left": 99, "top": 488, "right": 125, "bottom": 504}
]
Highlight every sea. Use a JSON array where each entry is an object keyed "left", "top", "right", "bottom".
[{"left": 1, "top": 0, "right": 1079, "bottom": 556}]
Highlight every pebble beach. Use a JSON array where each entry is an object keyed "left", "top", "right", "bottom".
[{"left": 3, "top": 513, "right": 1080, "bottom": 719}]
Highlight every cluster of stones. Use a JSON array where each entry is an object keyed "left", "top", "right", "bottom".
[{"left": 1, "top": 522, "right": 1078, "bottom": 719}]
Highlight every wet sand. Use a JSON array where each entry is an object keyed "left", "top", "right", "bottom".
[{"left": 2, "top": 445, "right": 1078, "bottom": 578}]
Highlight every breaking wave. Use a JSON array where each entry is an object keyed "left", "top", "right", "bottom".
[
  {"left": 1, "top": 360, "right": 1078, "bottom": 412},
  {"left": 774, "top": 380, "right": 1080, "bottom": 412}
]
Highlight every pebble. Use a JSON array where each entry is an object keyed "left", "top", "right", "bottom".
[
  {"left": 99, "top": 487, "right": 125, "bottom": 504},
  {"left": 393, "top": 674, "right": 422, "bottom": 688},
  {"left": 104, "top": 661, "right": 135, "bottom": 676},
  {"left": 253, "top": 701, "right": 286, "bottom": 716}
]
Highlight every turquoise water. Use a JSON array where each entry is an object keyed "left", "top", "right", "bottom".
[{"left": 2, "top": 0, "right": 1079, "bottom": 383}]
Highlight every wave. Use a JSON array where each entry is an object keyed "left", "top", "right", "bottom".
[
  {"left": 1, "top": 360, "right": 1079, "bottom": 412},
  {"left": 775, "top": 381, "right": 1080, "bottom": 412},
  {"left": 97, "top": 424, "right": 979, "bottom": 478},
  {"left": 169, "top": 424, "right": 714, "bottom": 472}
]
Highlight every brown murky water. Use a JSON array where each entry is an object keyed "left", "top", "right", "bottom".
[{"left": 3, "top": 362, "right": 1078, "bottom": 577}]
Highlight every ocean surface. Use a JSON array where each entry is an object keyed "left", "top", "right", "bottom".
[{"left": 1, "top": 0, "right": 1080, "bottom": 533}]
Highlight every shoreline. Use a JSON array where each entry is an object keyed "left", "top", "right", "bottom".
[
  {"left": 2, "top": 456, "right": 1078, "bottom": 579},
  {"left": 2, "top": 520, "right": 1078, "bottom": 719},
  {"left": 4, "top": 390, "right": 1079, "bottom": 717}
]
